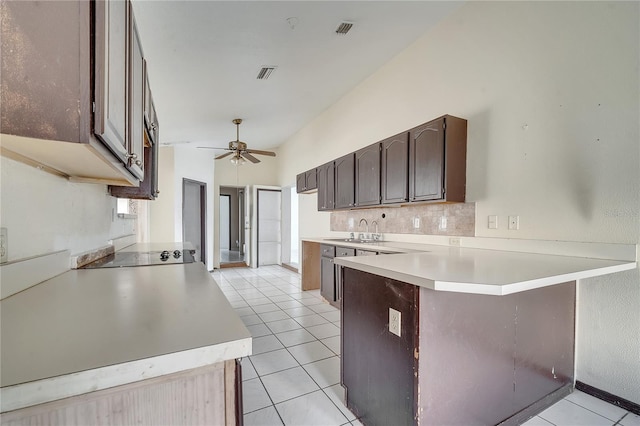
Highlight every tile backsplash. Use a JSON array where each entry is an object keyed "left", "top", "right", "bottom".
[{"left": 330, "top": 203, "right": 475, "bottom": 237}]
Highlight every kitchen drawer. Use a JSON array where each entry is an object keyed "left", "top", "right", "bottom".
[
  {"left": 321, "top": 244, "right": 336, "bottom": 258},
  {"left": 356, "top": 249, "right": 377, "bottom": 256},
  {"left": 336, "top": 247, "right": 356, "bottom": 257}
]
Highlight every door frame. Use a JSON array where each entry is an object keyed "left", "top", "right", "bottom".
[
  {"left": 182, "top": 178, "right": 207, "bottom": 263},
  {"left": 219, "top": 194, "right": 232, "bottom": 251}
]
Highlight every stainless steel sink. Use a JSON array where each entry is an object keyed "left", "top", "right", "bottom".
[{"left": 323, "top": 238, "right": 378, "bottom": 244}]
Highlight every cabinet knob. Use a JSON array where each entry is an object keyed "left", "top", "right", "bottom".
[
  {"left": 126, "top": 153, "right": 138, "bottom": 160},
  {"left": 135, "top": 160, "right": 142, "bottom": 166},
  {"left": 151, "top": 123, "right": 158, "bottom": 130}
]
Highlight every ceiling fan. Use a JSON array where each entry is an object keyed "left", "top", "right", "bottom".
[{"left": 198, "top": 119, "right": 276, "bottom": 164}]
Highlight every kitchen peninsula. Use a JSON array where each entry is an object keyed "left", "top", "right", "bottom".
[
  {"left": 303, "top": 237, "right": 636, "bottom": 425},
  {"left": 0, "top": 261, "right": 251, "bottom": 424}
]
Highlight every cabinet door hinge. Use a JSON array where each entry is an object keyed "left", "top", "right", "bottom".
[
  {"left": 92, "top": 102, "right": 96, "bottom": 113},
  {"left": 443, "top": 122, "right": 446, "bottom": 130}
]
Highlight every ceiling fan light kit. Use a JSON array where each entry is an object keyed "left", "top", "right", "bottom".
[{"left": 198, "top": 118, "right": 277, "bottom": 165}]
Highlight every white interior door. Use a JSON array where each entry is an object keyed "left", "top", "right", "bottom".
[{"left": 257, "top": 189, "right": 281, "bottom": 266}]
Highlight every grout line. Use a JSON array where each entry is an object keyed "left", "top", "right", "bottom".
[{"left": 564, "top": 398, "right": 623, "bottom": 423}]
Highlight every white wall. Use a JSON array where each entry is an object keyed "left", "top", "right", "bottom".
[
  {"left": 148, "top": 146, "right": 216, "bottom": 270},
  {"left": 276, "top": 2, "right": 640, "bottom": 402},
  {"left": 0, "top": 157, "right": 136, "bottom": 260},
  {"left": 149, "top": 146, "right": 176, "bottom": 243}
]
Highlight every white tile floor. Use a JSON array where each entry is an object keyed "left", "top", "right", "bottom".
[{"left": 212, "top": 266, "right": 640, "bottom": 426}]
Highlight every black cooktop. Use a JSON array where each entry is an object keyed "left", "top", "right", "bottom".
[{"left": 81, "top": 250, "right": 195, "bottom": 269}]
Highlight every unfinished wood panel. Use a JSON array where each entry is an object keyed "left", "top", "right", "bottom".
[
  {"left": 0, "top": 362, "right": 230, "bottom": 426},
  {"left": 301, "top": 241, "right": 320, "bottom": 290}
]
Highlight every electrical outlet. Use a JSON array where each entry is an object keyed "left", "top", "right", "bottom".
[
  {"left": 488, "top": 215, "right": 498, "bottom": 229},
  {"left": 413, "top": 217, "right": 420, "bottom": 229},
  {"left": 439, "top": 216, "right": 447, "bottom": 230},
  {"left": 508, "top": 215, "right": 519, "bottom": 230},
  {"left": 0, "top": 227, "right": 7, "bottom": 263},
  {"left": 389, "top": 308, "right": 401, "bottom": 337},
  {"left": 449, "top": 237, "right": 461, "bottom": 247}
]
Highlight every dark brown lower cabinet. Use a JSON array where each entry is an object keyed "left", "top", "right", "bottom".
[{"left": 341, "top": 268, "right": 575, "bottom": 426}]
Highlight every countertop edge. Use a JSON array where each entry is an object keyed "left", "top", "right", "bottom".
[
  {"left": 1, "top": 337, "right": 252, "bottom": 413},
  {"left": 335, "top": 257, "right": 637, "bottom": 295}
]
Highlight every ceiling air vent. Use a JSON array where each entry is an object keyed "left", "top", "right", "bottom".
[
  {"left": 257, "top": 66, "right": 277, "bottom": 80},
  {"left": 335, "top": 22, "right": 354, "bottom": 35}
]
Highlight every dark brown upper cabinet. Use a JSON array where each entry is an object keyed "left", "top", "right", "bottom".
[
  {"left": 0, "top": 0, "right": 153, "bottom": 188},
  {"left": 355, "top": 143, "right": 381, "bottom": 207},
  {"left": 409, "top": 115, "right": 467, "bottom": 203},
  {"left": 94, "top": 0, "right": 129, "bottom": 166},
  {"left": 381, "top": 132, "right": 410, "bottom": 204},
  {"left": 143, "top": 61, "right": 159, "bottom": 145},
  {"left": 296, "top": 168, "right": 318, "bottom": 194},
  {"left": 126, "top": 7, "right": 144, "bottom": 180},
  {"left": 109, "top": 132, "right": 158, "bottom": 200},
  {"left": 317, "top": 161, "right": 335, "bottom": 211},
  {"left": 334, "top": 153, "right": 355, "bottom": 209}
]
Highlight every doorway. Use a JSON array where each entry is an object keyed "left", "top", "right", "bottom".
[
  {"left": 182, "top": 178, "right": 206, "bottom": 263},
  {"left": 220, "top": 186, "right": 246, "bottom": 267},
  {"left": 257, "top": 188, "right": 282, "bottom": 266}
]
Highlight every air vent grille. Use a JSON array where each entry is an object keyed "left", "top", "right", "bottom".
[
  {"left": 257, "top": 67, "right": 277, "bottom": 80},
  {"left": 335, "top": 22, "right": 354, "bottom": 35}
]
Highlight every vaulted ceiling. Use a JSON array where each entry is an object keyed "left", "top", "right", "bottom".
[{"left": 131, "top": 1, "right": 462, "bottom": 150}]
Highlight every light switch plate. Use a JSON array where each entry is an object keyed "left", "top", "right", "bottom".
[
  {"left": 389, "top": 308, "right": 401, "bottom": 337},
  {"left": 488, "top": 215, "right": 498, "bottom": 229},
  {"left": 0, "top": 227, "right": 7, "bottom": 263},
  {"left": 508, "top": 215, "right": 520, "bottom": 230}
]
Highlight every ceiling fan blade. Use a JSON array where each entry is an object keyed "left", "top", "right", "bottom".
[
  {"left": 197, "top": 146, "right": 230, "bottom": 150},
  {"left": 246, "top": 149, "right": 276, "bottom": 157},
  {"left": 241, "top": 152, "right": 261, "bottom": 164},
  {"left": 215, "top": 152, "right": 234, "bottom": 160}
]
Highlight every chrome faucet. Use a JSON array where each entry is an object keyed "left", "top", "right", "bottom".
[
  {"left": 371, "top": 220, "right": 382, "bottom": 241},
  {"left": 358, "top": 218, "right": 369, "bottom": 240}
]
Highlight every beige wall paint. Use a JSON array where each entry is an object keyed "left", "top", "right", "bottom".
[
  {"left": 149, "top": 146, "right": 176, "bottom": 244},
  {"left": 149, "top": 146, "right": 217, "bottom": 269},
  {"left": 277, "top": 2, "right": 640, "bottom": 402},
  {"left": 0, "top": 157, "right": 135, "bottom": 261}
]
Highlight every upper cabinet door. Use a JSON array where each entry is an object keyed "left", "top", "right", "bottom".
[
  {"left": 296, "top": 172, "right": 307, "bottom": 193},
  {"left": 334, "top": 153, "right": 355, "bottom": 209},
  {"left": 127, "top": 8, "right": 144, "bottom": 180},
  {"left": 381, "top": 132, "right": 409, "bottom": 204},
  {"left": 305, "top": 169, "right": 318, "bottom": 191},
  {"left": 409, "top": 117, "right": 445, "bottom": 201},
  {"left": 94, "top": 0, "right": 129, "bottom": 163},
  {"left": 355, "top": 143, "right": 381, "bottom": 207},
  {"left": 317, "top": 162, "right": 335, "bottom": 211}
]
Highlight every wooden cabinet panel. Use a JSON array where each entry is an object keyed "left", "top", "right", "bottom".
[
  {"left": 0, "top": 1, "right": 89, "bottom": 143},
  {"left": 334, "top": 153, "right": 355, "bottom": 209},
  {"left": 381, "top": 132, "right": 409, "bottom": 204},
  {"left": 109, "top": 134, "right": 158, "bottom": 200},
  {"left": 342, "top": 268, "right": 418, "bottom": 426},
  {"left": 305, "top": 169, "right": 317, "bottom": 190},
  {"left": 320, "top": 256, "right": 335, "bottom": 303},
  {"left": 296, "top": 172, "right": 306, "bottom": 193},
  {"left": 409, "top": 115, "right": 467, "bottom": 203},
  {"left": 94, "top": 0, "right": 129, "bottom": 163},
  {"left": 409, "top": 117, "right": 444, "bottom": 201},
  {"left": 127, "top": 8, "right": 144, "bottom": 180},
  {"left": 296, "top": 169, "right": 317, "bottom": 193},
  {"left": 355, "top": 143, "right": 381, "bottom": 207},
  {"left": 317, "top": 162, "right": 335, "bottom": 211}
]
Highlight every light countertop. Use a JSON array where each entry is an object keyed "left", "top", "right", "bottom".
[
  {"left": 119, "top": 242, "right": 196, "bottom": 252},
  {"left": 1, "top": 262, "right": 251, "bottom": 412},
  {"left": 305, "top": 238, "right": 637, "bottom": 295}
]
